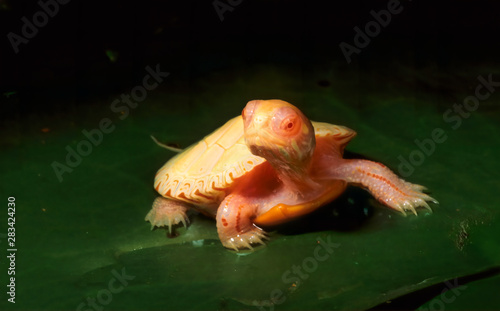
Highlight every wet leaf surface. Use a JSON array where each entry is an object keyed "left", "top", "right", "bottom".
[{"left": 1, "top": 59, "right": 499, "bottom": 311}]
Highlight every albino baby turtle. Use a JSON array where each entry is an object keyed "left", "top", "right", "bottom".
[{"left": 146, "top": 99, "right": 437, "bottom": 251}]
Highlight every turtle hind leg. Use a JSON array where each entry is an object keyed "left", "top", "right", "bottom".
[
  {"left": 145, "top": 197, "right": 190, "bottom": 234},
  {"left": 216, "top": 194, "right": 268, "bottom": 251}
]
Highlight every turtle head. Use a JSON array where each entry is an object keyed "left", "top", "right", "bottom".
[{"left": 242, "top": 99, "right": 315, "bottom": 178}]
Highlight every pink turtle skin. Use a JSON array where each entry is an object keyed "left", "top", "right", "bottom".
[{"left": 146, "top": 100, "right": 437, "bottom": 251}]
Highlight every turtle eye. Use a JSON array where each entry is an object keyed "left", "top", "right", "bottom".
[
  {"left": 273, "top": 107, "right": 301, "bottom": 136},
  {"left": 280, "top": 117, "right": 297, "bottom": 132}
]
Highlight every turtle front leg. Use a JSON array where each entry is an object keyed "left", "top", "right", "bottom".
[
  {"left": 216, "top": 194, "right": 267, "bottom": 251},
  {"left": 332, "top": 159, "right": 438, "bottom": 215},
  {"left": 145, "top": 197, "right": 190, "bottom": 233}
]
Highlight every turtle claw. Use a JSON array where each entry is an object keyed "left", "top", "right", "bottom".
[
  {"left": 395, "top": 201, "right": 417, "bottom": 216},
  {"left": 428, "top": 196, "right": 439, "bottom": 205},
  {"left": 405, "top": 182, "right": 428, "bottom": 192},
  {"left": 406, "top": 203, "right": 418, "bottom": 216},
  {"left": 180, "top": 217, "right": 189, "bottom": 230},
  {"left": 164, "top": 214, "right": 190, "bottom": 234},
  {"left": 145, "top": 197, "right": 190, "bottom": 233},
  {"left": 254, "top": 230, "right": 269, "bottom": 243},
  {"left": 419, "top": 200, "right": 432, "bottom": 213},
  {"left": 377, "top": 180, "right": 437, "bottom": 216},
  {"left": 222, "top": 227, "right": 268, "bottom": 251},
  {"left": 387, "top": 189, "right": 437, "bottom": 216}
]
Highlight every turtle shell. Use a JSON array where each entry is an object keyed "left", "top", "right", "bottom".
[
  {"left": 154, "top": 116, "right": 265, "bottom": 206},
  {"left": 154, "top": 116, "right": 356, "bottom": 209}
]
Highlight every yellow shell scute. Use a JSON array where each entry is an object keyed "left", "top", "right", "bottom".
[
  {"left": 154, "top": 116, "right": 265, "bottom": 205},
  {"left": 173, "top": 143, "right": 206, "bottom": 173},
  {"left": 187, "top": 143, "right": 225, "bottom": 177},
  {"left": 203, "top": 115, "right": 238, "bottom": 146}
]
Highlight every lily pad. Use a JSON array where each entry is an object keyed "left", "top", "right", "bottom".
[{"left": 1, "top": 51, "right": 499, "bottom": 311}]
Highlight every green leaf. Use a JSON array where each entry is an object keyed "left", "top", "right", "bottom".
[{"left": 1, "top": 76, "right": 499, "bottom": 311}]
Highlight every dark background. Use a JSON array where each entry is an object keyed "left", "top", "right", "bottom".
[
  {"left": 1, "top": 1, "right": 499, "bottom": 310},
  {"left": 1, "top": 0, "right": 499, "bottom": 121}
]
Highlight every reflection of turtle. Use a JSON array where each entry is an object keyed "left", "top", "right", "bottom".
[{"left": 146, "top": 100, "right": 437, "bottom": 251}]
